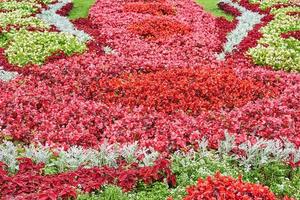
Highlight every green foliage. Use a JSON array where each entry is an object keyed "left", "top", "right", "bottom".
[
  {"left": 168, "top": 149, "right": 299, "bottom": 199},
  {"left": 0, "top": 1, "right": 39, "bottom": 13},
  {"left": 0, "top": 0, "right": 88, "bottom": 67},
  {"left": 128, "top": 182, "right": 170, "bottom": 200},
  {"left": 0, "top": 33, "right": 9, "bottom": 48},
  {"left": 77, "top": 185, "right": 129, "bottom": 200},
  {"left": 68, "top": 0, "right": 96, "bottom": 19},
  {"left": 196, "top": 0, "right": 234, "bottom": 21},
  {"left": 4, "top": 29, "right": 86, "bottom": 66},
  {"left": 243, "top": 162, "right": 300, "bottom": 199},
  {"left": 169, "top": 150, "right": 241, "bottom": 199},
  {"left": 0, "top": 9, "right": 47, "bottom": 29}
]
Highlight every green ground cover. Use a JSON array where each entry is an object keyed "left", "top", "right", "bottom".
[
  {"left": 68, "top": 0, "right": 95, "bottom": 19},
  {"left": 196, "top": 0, "right": 234, "bottom": 21}
]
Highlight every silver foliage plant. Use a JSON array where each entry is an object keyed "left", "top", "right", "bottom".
[
  {"left": 0, "top": 69, "right": 18, "bottom": 82},
  {"left": 218, "top": 130, "right": 235, "bottom": 156},
  {"left": 24, "top": 144, "right": 52, "bottom": 164},
  {"left": 1, "top": 134, "right": 299, "bottom": 173},
  {"left": 238, "top": 137, "right": 300, "bottom": 171},
  {"left": 37, "top": 0, "right": 91, "bottom": 42},
  {"left": 0, "top": 141, "right": 19, "bottom": 173},
  {"left": 218, "top": 132, "right": 300, "bottom": 170},
  {"left": 0, "top": 141, "right": 160, "bottom": 173},
  {"left": 179, "top": 133, "right": 300, "bottom": 171},
  {"left": 103, "top": 46, "right": 117, "bottom": 55},
  {"left": 53, "top": 141, "right": 160, "bottom": 172}
]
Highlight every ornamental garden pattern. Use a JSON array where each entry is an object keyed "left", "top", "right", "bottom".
[{"left": 0, "top": 0, "right": 299, "bottom": 199}]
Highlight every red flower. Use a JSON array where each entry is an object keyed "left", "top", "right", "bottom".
[
  {"left": 128, "top": 17, "right": 191, "bottom": 40},
  {"left": 124, "top": 2, "right": 176, "bottom": 16},
  {"left": 183, "top": 172, "right": 279, "bottom": 200},
  {"left": 96, "top": 67, "right": 278, "bottom": 115}
]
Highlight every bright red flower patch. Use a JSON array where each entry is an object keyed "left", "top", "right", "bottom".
[
  {"left": 128, "top": 17, "right": 191, "bottom": 40},
  {"left": 183, "top": 172, "right": 291, "bottom": 200},
  {"left": 124, "top": 2, "right": 176, "bottom": 15},
  {"left": 96, "top": 67, "right": 278, "bottom": 115},
  {"left": 56, "top": 2, "right": 74, "bottom": 16}
]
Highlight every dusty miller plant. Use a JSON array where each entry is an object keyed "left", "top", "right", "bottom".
[
  {"left": 0, "top": 141, "right": 19, "bottom": 173},
  {"left": 237, "top": 137, "right": 300, "bottom": 171},
  {"left": 218, "top": 131, "right": 235, "bottom": 157},
  {"left": 24, "top": 144, "right": 52, "bottom": 164}
]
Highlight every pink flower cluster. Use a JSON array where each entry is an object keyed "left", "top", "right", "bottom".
[{"left": 86, "top": 0, "right": 221, "bottom": 69}]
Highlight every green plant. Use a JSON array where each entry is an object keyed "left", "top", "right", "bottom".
[
  {"left": 5, "top": 29, "right": 86, "bottom": 66},
  {"left": 128, "top": 182, "right": 170, "bottom": 200},
  {"left": 196, "top": 0, "right": 234, "bottom": 21},
  {"left": 248, "top": 6, "right": 300, "bottom": 72},
  {"left": 77, "top": 185, "right": 129, "bottom": 200},
  {"left": 243, "top": 162, "right": 300, "bottom": 199},
  {"left": 68, "top": 0, "right": 96, "bottom": 19}
]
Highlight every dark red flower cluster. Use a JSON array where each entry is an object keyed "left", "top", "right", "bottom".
[
  {"left": 124, "top": 2, "right": 176, "bottom": 15},
  {"left": 287, "top": 11, "right": 300, "bottom": 17},
  {"left": 128, "top": 17, "right": 191, "bottom": 40},
  {"left": 0, "top": 24, "right": 57, "bottom": 34},
  {"left": 215, "top": 2, "right": 240, "bottom": 52},
  {"left": 72, "top": 18, "right": 107, "bottom": 55},
  {"left": 96, "top": 67, "right": 278, "bottom": 115},
  {"left": 281, "top": 30, "right": 300, "bottom": 40},
  {"left": 56, "top": 2, "right": 74, "bottom": 16},
  {"left": 0, "top": 158, "right": 175, "bottom": 199},
  {"left": 218, "top": 2, "right": 241, "bottom": 16},
  {"left": 0, "top": 48, "right": 14, "bottom": 72},
  {"left": 183, "top": 172, "right": 292, "bottom": 200},
  {"left": 234, "top": 14, "right": 274, "bottom": 59},
  {"left": 235, "top": 0, "right": 270, "bottom": 14}
]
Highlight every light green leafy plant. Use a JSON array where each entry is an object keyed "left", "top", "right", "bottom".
[
  {"left": 248, "top": 6, "right": 300, "bottom": 72},
  {"left": 5, "top": 29, "right": 86, "bottom": 66}
]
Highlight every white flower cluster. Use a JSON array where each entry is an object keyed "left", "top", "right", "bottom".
[
  {"left": 217, "top": 0, "right": 264, "bottom": 60},
  {"left": 37, "top": 0, "right": 91, "bottom": 42}
]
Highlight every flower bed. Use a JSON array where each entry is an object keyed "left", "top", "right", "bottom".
[
  {"left": 96, "top": 67, "right": 278, "bottom": 115},
  {"left": 0, "top": 0, "right": 88, "bottom": 69},
  {"left": 248, "top": 5, "right": 300, "bottom": 72},
  {"left": 0, "top": 0, "right": 299, "bottom": 199}
]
